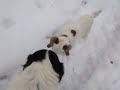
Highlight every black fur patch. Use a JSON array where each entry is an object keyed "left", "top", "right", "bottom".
[
  {"left": 23, "top": 49, "right": 47, "bottom": 70},
  {"left": 48, "top": 50, "right": 64, "bottom": 82}
]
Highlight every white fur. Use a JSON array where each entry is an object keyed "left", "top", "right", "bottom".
[
  {"left": 50, "top": 10, "right": 102, "bottom": 55},
  {"left": 7, "top": 54, "right": 59, "bottom": 90}
]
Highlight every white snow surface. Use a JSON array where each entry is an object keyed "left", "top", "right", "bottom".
[{"left": 0, "top": 0, "right": 120, "bottom": 90}]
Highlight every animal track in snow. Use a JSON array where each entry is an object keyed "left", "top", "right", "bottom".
[{"left": 0, "top": 18, "right": 15, "bottom": 29}]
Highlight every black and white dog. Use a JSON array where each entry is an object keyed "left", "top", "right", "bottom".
[{"left": 7, "top": 49, "right": 64, "bottom": 90}]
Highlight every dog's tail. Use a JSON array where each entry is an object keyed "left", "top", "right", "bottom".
[{"left": 92, "top": 10, "right": 102, "bottom": 18}]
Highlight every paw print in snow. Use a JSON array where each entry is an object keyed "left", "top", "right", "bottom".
[
  {"left": 0, "top": 75, "right": 7, "bottom": 80},
  {"left": 0, "top": 18, "right": 15, "bottom": 29},
  {"left": 35, "top": 0, "right": 41, "bottom": 8},
  {"left": 81, "top": 0, "right": 87, "bottom": 7}
]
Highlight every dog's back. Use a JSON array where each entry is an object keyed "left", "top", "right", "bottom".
[
  {"left": 7, "top": 49, "right": 64, "bottom": 90},
  {"left": 7, "top": 71, "right": 38, "bottom": 90}
]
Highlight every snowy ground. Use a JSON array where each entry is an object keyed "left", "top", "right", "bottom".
[{"left": 0, "top": 0, "right": 120, "bottom": 90}]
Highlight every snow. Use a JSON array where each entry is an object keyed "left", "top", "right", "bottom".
[{"left": 0, "top": 0, "right": 120, "bottom": 90}]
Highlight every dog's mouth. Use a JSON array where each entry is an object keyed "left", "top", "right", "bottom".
[{"left": 63, "top": 45, "right": 72, "bottom": 56}]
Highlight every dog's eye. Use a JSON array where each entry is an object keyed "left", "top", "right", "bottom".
[{"left": 63, "top": 45, "right": 68, "bottom": 50}]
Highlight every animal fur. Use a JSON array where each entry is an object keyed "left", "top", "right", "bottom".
[
  {"left": 47, "top": 10, "right": 102, "bottom": 56},
  {"left": 7, "top": 49, "right": 64, "bottom": 90}
]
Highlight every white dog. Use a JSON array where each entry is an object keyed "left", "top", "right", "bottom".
[
  {"left": 47, "top": 10, "right": 102, "bottom": 56},
  {"left": 7, "top": 49, "right": 64, "bottom": 90}
]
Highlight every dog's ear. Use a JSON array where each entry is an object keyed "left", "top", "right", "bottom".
[
  {"left": 47, "top": 37, "right": 59, "bottom": 48},
  {"left": 63, "top": 45, "right": 72, "bottom": 56},
  {"left": 48, "top": 50, "right": 64, "bottom": 82},
  {"left": 23, "top": 54, "right": 33, "bottom": 70}
]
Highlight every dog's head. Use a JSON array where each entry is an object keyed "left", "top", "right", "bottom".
[
  {"left": 23, "top": 49, "right": 64, "bottom": 82},
  {"left": 47, "top": 36, "right": 72, "bottom": 56}
]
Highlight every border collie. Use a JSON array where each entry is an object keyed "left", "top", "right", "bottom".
[{"left": 7, "top": 49, "right": 64, "bottom": 90}]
